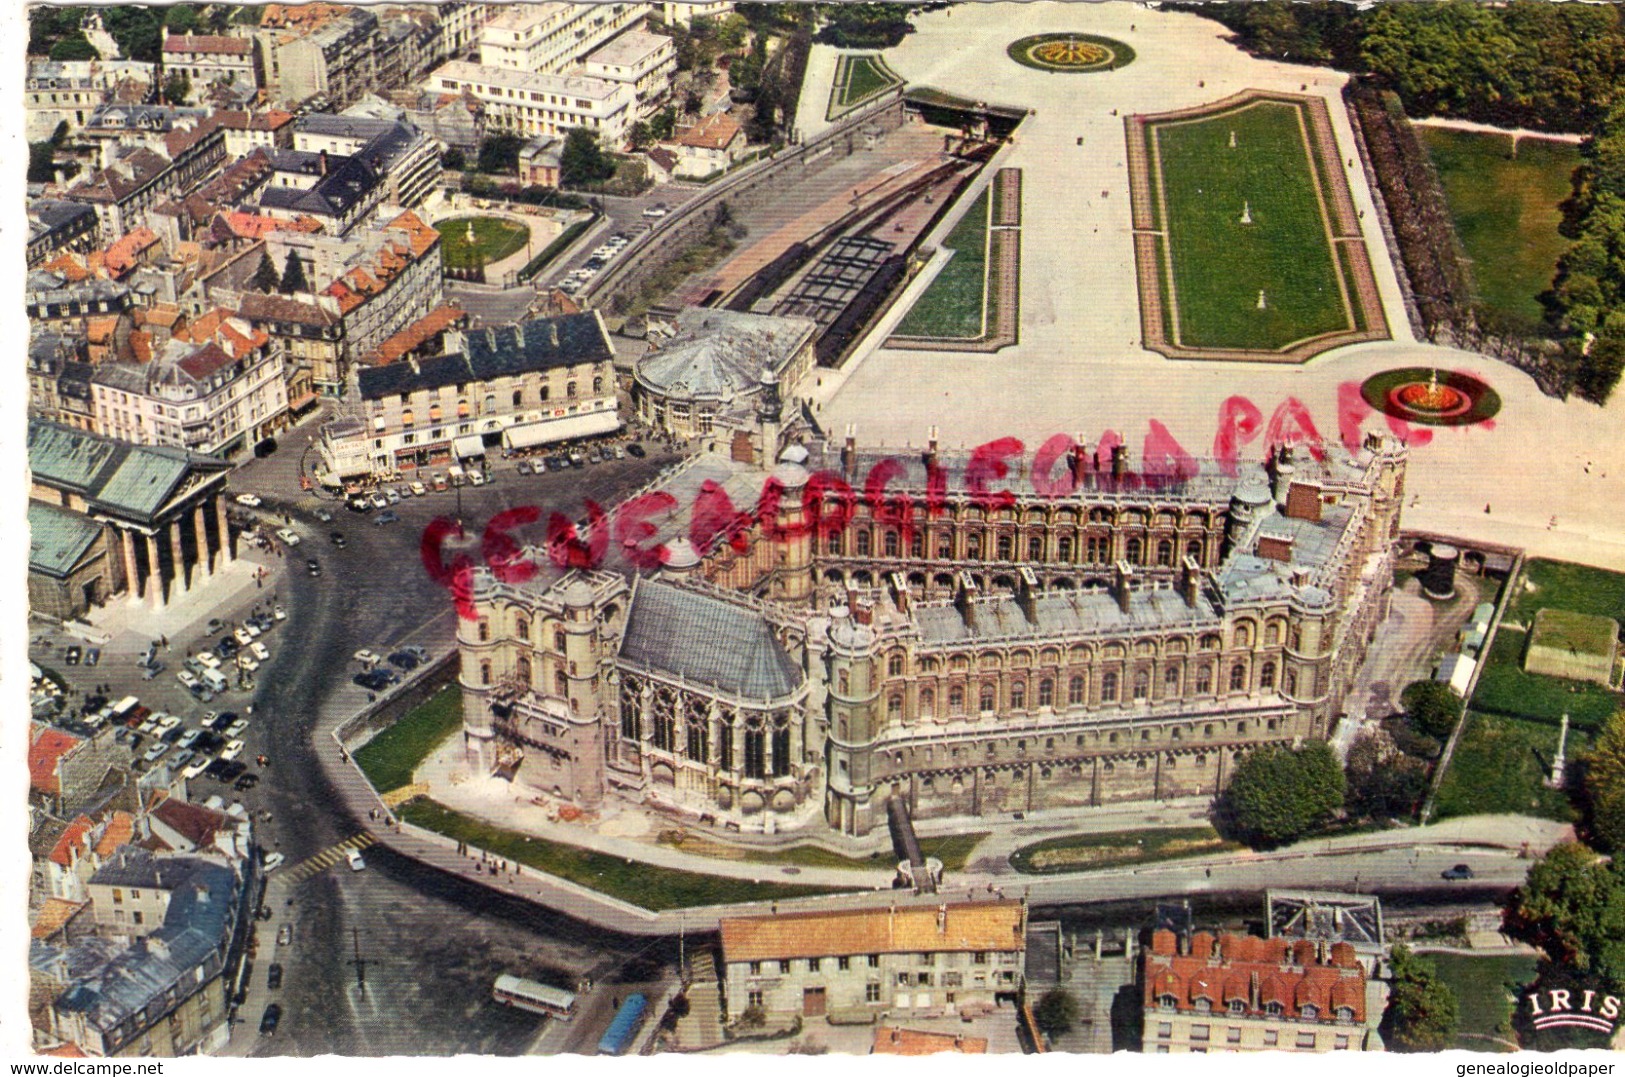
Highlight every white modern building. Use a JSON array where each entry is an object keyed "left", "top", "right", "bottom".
[
  {"left": 425, "top": 60, "right": 636, "bottom": 145},
  {"left": 585, "top": 30, "right": 676, "bottom": 115},
  {"left": 477, "top": 3, "right": 649, "bottom": 76}
]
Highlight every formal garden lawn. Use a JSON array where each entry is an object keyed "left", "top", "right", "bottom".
[
  {"left": 828, "top": 53, "right": 902, "bottom": 118},
  {"left": 354, "top": 684, "right": 463, "bottom": 793},
  {"left": 398, "top": 798, "right": 851, "bottom": 910},
  {"left": 892, "top": 188, "right": 989, "bottom": 339},
  {"left": 1508, "top": 558, "right": 1625, "bottom": 625},
  {"left": 1432, "top": 710, "right": 1590, "bottom": 821},
  {"left": 659, "top": 830, "right": 989, "bottom": 872},
  {"left": 1008, "top": 826, "right": 1238, "bottom": 874},
  {"left": 1418, "top": 129, "right": 1581, "bottom": 330},
  {"left": 435, "top": 216, "right": 531, "bottom": 269},
  {"left": 1150, "top": 100, "right": 1352, "bottom": 350},
  {"left": 1426, "top": 952, "right": 1537, "bottom": 1051}
]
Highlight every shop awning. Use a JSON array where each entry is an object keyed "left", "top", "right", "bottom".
[
  {"left": 502, "top": 410, "right": 621, "bottom": 450},
  {"left": 453, "top": 434, "right": 486, "bottom": 459},
  {"left": 288, "top": 392, "right": 319, "bottom": 412}
]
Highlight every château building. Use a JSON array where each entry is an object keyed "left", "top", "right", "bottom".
[{"left": 456, "top": 414, "right": 1406, "bottom": 838}]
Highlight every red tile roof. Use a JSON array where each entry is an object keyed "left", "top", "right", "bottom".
[
  {"left": 676, "top": 111, "right": 743, "bottom": 151},
  {"left": 152, "top": 798, "right": 231, "bottom": 849},
  {"left": 103, "top": 227, "right": 160, "bottom": 277},
  {"left": 178, "top": 343, "right": 234, "bottom": 381},
  {"left": 1142, "top": 932, "right": 1367, "bottom": 1025},
  {"left": 47, "top": 815, "right": 93, "bottom": 868},
  {"left": 366, "top": 304, "right": 467, "bottom": 366},
  {"left": 163, "top": 33, "right": 251, "bottom": 55},
  {"left": 29, "top": 726, "right": 83, "bottom": 797}
]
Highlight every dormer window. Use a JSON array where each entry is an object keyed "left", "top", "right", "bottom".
[
  {"left": 1193, "top": 998, "right": 1210, "bottom": 1013},
  {"left": 1229, "top": 999, "right": 1245, "bottom": 1014},
  {"left": 1265, "top": 1002, "right": 1283, "bottom": 1016},
  {"left": 1301, "top": 1004, "right": 1318, "bottom": 1019},
  {"left": 1336, "top": 1006, "right": 1354, "bottom": 1022},
  {"left": 1158, "top": 994, "right": 1177, "bottom": 1012}
]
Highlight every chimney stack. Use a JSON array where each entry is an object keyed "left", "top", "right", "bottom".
[
  {"left": 1111, "top": 443, "right": 1127, "bottom": 480},
  {"left": 924, "top": 424, "right": 938, "bottom": 469},
  {"left": 1115, "top": 560, "right": 1134, "bottom": 613},
  {"left": 1070, "top": 436, "right": 1090, "bottom": 487},
  {"left": 1017, "top": 566, "right": 1039, "bottom": 624},
  {"left": 842, "top": 424, "right": 856, "bottom": 479},
  {"left": 1181, "top": 556, "right": 1202, "bottom": 607},
  {"left": 318, "top": 148, "right": 329, "bottom": 176},
  {"left": 954, "top": 572, "right": 978, "bottom": 630}
]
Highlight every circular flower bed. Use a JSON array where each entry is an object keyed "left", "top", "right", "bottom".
[
  {"left": 1360, "top": 367, "right": 1502, "bottom": 427},
  {"left": 1006, "top": 33, "right": 1135, "bottom": 72}
]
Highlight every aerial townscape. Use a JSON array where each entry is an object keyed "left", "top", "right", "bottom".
[{"left": 19, "top": 0, "right": 1625, "bottom": 1062}]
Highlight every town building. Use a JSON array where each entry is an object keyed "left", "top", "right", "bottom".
[
  {"left": 666, "top": 111, "right": 746, "bottom": 179},
  {"left": 719, "top": 901, "right": 1026, "bottom": 1021},
  {"left": 27, "top": 199, "right": 101, "bottom": 269},
  {"left": 425, "top": 60, "right": 636, "bottom": 146},
  {"left": 584, "top": 30, "right": 677, "bottom": 115},
  {"left": 89, "top": 313, "right": 288, "bottom": 458},
  {"left": 455, "top": 417, "right": 1407, "bottom": 837},
  {"left": 25, "top": 60, "right": 110, "bottom": 141},
  {"left": 258, "top": 148, "right": 386, "bottom": 235},
  {"left": 159, "top": 31, "right": 259, "bottom": 103},
  {"left": 65, "top": 116, "right": 228, "bottom": 237},
  {"left": 477, "top": 3, "right": 649, "bottom": 76},
  {"left": 292, "top": 113, "right": 443, "bottom": 209},
  {"left": 659, "top": 2, "right": 736, "bottom": 28},
  {"left": 213, "top": 108, "right": 296, "bottom": 158},
  {"left": 518, "top": 136, "right": 564, "bottom": 188},
  {"left": 28, "top": 420, "right": 235, "bottom": 615},
  {"left": 33, "top": 847, "right": 246, "bottom": 1057},
  {"left": 634, "top": 307, "right": 817, "bottom": 439},
  {"left": 1141, "top": 929, "right": 1383, "bottom": 1053},
  {"left": 257, "top": 4, "right": 382, "bottom": 109},
  {"left": 318, "top": 311, "right": 618, "bottom": 482},
  {"left": 236, "top": 291, "right": 346, "bottom": 399}
]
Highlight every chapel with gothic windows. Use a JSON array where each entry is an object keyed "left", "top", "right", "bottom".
[{"left": 456, "top": 422, "right": 1408, "bottom": 838}]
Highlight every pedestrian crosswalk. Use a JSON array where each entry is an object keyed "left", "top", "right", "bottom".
[{"left": 281, "top": 833, "right": 376, "bottom": 883}]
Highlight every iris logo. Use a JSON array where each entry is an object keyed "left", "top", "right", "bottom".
[{"left": 1525, "top": 987, "right": 1621, "bottom": 1034}]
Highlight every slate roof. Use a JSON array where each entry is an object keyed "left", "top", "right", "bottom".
[
  {"left": 59, "top": 849, "right": 240, "bottom": 1043},
  {"left": 260, "top": 153, "right": 380, "bottom": 219},
  {"left": 357, "top": 312, "right": 611, "bottom": 400},
  {"left": 619, "top": 579, "right": 803, "bottom": 702},
  {"left": 636, "top": 308, "right": 814, "bottom": 403},
  {"left": 29, "top": 501, "right": 104, "bottom": 579},
  {"left": 913, "top": 585, "right": 1220, "bottom": 646},
  {"left": 28, "top": 420, "right": 227, "bottom": 524}
]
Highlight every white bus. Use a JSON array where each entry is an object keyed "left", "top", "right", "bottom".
[{"left": 492, "top": 974, "right": 577, "bottom": 1020}]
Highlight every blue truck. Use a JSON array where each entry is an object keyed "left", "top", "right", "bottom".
[{"left": 596, "top": 993, "right": 648, "bottom": 1055}]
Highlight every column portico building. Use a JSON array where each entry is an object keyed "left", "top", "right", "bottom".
[{"left": 27, "top": 420, "right": 234, "bottom": 619}]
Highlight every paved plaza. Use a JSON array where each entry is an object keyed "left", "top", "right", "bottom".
[{"left": 816, "top": 1, "right": 1625, "bottom": 569}]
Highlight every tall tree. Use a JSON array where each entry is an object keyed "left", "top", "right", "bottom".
[
  {"left": 1221, "top": 742, "right": 1345, "bottom": 848},
  {"left": 1400, "top": 679, "right": 1463, "bottom": 739},
  {"left": 250, "top": 251, "right": 280, "bottom": 294},
  {"left": 278, "top": 252, "right": 309, "bottom": 296},
  {"left": 1505, "top": 841, "right": 1625, "bottom": 990},
  {"left": 1345, "top": 732, "right": 1430, "bottom": 820},
  {"left": 1032, "top": 989, "right": 1078, "bottom": 1039},
  {"left": 1381, "top": 945, "right": 1460, "bottom": 1052},
  {"left": 559, "top": 127, "right": 615, "bottom": 188},
  {"left": 1584, "top": 710, "right": 1625, "bottom": 852}
]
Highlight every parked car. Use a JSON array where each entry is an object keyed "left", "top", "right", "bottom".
[
  {"left": 177, "top": 670, "right": 200, "bottom": 690},
  {"left": 626, "top": 443, "right": 646, "bottom": 458},
  {"left": 329, "top": 531, "right": 348, "bottom": 547},
  {"left": 642, "top": 204, "right": 669, "bottom": 219},
  {"left": 469, "top": 470, "right": 486, "bottom": 487},
  {"left": 410, "top": 481, "right": 427, "bottom": 496},
  {"left": 251, "top": 642, "right": 269, "bottom": 661},
  {"left": 375, "top": 509, "right": 400, "bottom": 525},
  {"left": 234, "top": 627, "right": 255, "bottom": 646},
  {"left": 182, "top": 755, "right": 212, "bottom": 780},
  {"left": 348, "top": 497, "right": 371, "bottom": 513},
  {"left": 314, "top": 508, "right": 335, "bottom": 523},
  {"left": 142, "top": 741, "right": 170, "bottom": 763},
  {"left": 220, "top": 739, "right": 245, "bottom": 762},
  {"left": 515, "top": 459, "right": 532, "bottom": 475},
  {"left": 235, "top": 493, "right": 263, "bottom": 507},
  {"left": 307, "top": 559, "right": 322, "bottom": 577},
  {"left": 65, "top": 645, "right": 81, "bottom": 666},
  {"left": 142, "top": 662, "right": 165, "bottom": 680},
  {"left": 1442, "top": 863, "right": 1475, "bottom": 880},
  {"left": 234, "top": 772, "right": 260, "bottom": 791},
  {"left": 369, "top": 492, "right": 389, "bottom": 510},
  {"left": 347, "top": 849, "right": 367, "bottom": 871},
  {"left": 85, "top": 648, "right": 100, "bottom": 667},
  {"left": 267, "top": 964, "right": 284, "bottom": 990},
  {"left": 273, "top": 605, "right": 287, "bottom": 621},
  {"left": 260, "top": 1004, "right": 282, "bottom": 1035},
  {"left": 277, "top": 924, "right": 293, "bottom": 946},
  {"left": 403, "top": 645, "right": 431, "bottom": 663},
  {"left": 388, "top": 651, "right": 419, "bottom": 671},
  {"left": 385, "top": 487, "right": 401, "bottom": 505},
  {"left": 275, "top": 528, "right": 301, "bottom": 547},
  {"left": 354, "top": 649, "right": 380, "bottom": 666},
  {"left": 206, "top": 618, "right": 225, "bottom": 634},
  {"left": 226, "top": 718, "right": 250, "bottom": 738},
  {"left": 263, "top": 852, "right": 286, "bottom": 872}
]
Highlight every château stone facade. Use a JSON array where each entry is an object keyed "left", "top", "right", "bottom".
[{"left": 457, "top": 425, "right": 1407, "bottom": 838}]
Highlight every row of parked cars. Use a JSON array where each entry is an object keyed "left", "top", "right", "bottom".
[
  {"left": 352, "top": 645, "right": 430, "bottom": 692},
  {"left": 96, "top": 696, "right": 259, "bottom": 789},
  {"left": 346, "top": 469, "right": 486, "bottom": 514},
  {"left": 515, "top": 440, "right": 645, "bottom": 475},
  {"left": 175, "top": 609, "right": 284, "bottom": 700},
  {"left": 560, "top": 231, "right": 634, "bottom": 296}
]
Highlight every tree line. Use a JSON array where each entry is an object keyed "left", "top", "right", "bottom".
[{"left": 1188, "top": 1, "right": 1625, "bottom": 134}]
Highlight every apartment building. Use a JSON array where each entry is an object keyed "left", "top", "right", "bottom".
[
  {"left": 477, "top": 3, "right": 649, "bottom": 75},
  {"left": 292, "top": 114, "right": 443, "bottom": 209},
  {"left": 159, "top": 31, "right": 259, "bottom": 102},
  {"left": 585, "top": 30, "right": 676, "bottom": 115},
  {"left": 425, "top": 60, "right": 635, "bottom": 145}
]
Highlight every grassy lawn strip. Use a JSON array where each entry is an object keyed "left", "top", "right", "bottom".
[
  {"left": 1417, "top": 129, "right": 1580, "bottom": 330},
  {"left": 435, "top": 216, "right": 531, "bottom": 269},
  {"left": 354, "top": 685, "right": 463, "bottom": 793},
  {"left": 618, "top": 225, "right": 736, "bottom": 317},
  {"left": 1432, "top": 711, "right": 1588, "bottom": 822},
  {"left": 658, "top": 830, "right": 989, "bottom": 872},
  {"left": 517, "top": 214, "right": 597, "bottom": 283},
  {"left": 1425, "top": 952, "right": 1536, "bottom": 1052},
  {"left": 1009, "top": 826, "right": 1238, "bottom": 874},
  {"left": 893, "top": 188, "right": 989, "bottom": 339},
  {"left": 399, "top": 798, "right": 850, "bottom": 910},
  {"left": 830, "top": 54, "right": 901, "bottom": 118},
  {"left": 1470, "top": 628, "right": 1620, "bottom": 730},
  {"left": 1154, "top": 101, "right": 1348, "bottom": 351},
  {"left": 1509, "top": 558, "right": 1625, "bottom": 625}
]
